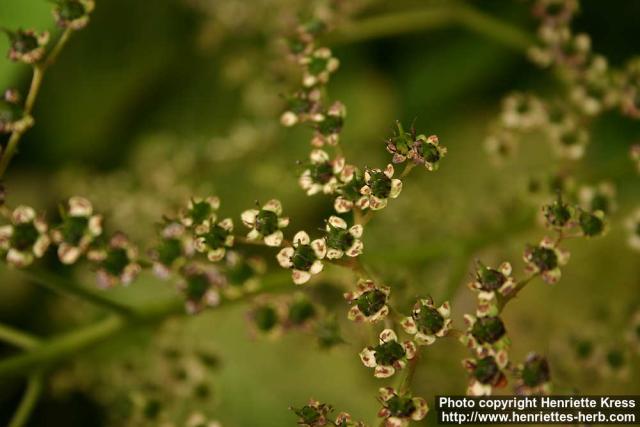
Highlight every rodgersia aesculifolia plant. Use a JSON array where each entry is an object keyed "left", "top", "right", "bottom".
[{"left": 0, "top": 0, "right": 639, "bottom": 426}]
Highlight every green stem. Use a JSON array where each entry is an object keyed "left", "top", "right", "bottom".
[
  {"left": 0, "top": 28, "right": 74, "bottom": 179},
  {"left": 17, "top": 267, "right": 136, "bottom": 317},
  {"left": 326, "top": 2, "right": 534, "bottom": 52},
  {"left": 0, "top": 323, "right": 40, "bottom": 350},
  {"left": 0, "top": 271, "right": 291, "bottom": 380},
  {"left": 8, "top": 371, "right": 44, "bottom": 427}
]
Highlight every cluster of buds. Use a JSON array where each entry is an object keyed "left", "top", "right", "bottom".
[
  {"left": 0, "top": 89, "right": 33, "bottom": 134},
  {"left": 385, "top": 121, "right": 446, "bottom": 170},
  {"left": 540, "top": 189, "right": 609, "bottom": 238},
  {"left": 377, "top": 387, "right": 429, "bottom": 427},
  {"left": 3, "top": 28, "right": 49, "bottom": 64},
  {"left": 359, "top": 329, "right": 417, "bottom": 378},
  {"left": 247, "top": 293, "right": 319, "bottom": 338},
  {"left": 290, "top": 399, "right": 365, "bottom": 427}
]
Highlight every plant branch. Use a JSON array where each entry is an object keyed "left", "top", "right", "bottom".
[
  {"left": 0, "top": 28, "right": 74, "bottom": 179},
  {"left": 325, "top": 2, "right": 534, "bottom": 52},
  {"left": 0, "top": 271, "right": 292, "bottom": 380},
  {"left": 16, "top": 267, "right": 136, "bottom": 317},
  {"left": 0, "top": 323, "right": 40, "bottom": 350},
  {"left": 8, "top": 371, "right": 44, "bottom": 427}
]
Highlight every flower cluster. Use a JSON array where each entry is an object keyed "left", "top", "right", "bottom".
[
  {"left": 386, "top": 121, "right": 446, "bottom": 170},
  {"left": 0, "top": 205, "right": 50, "bottom": 267},
  {"left": 290, "top": 399, "right": 365, "bottom": 427},
  {"left": 401, "top": 297, "right": 452, "bottom": 345},
  {"left": 53, "top": 0, "right": 95, "bottom": 30},
  {"left": 0, "top": 89, "right": 33, "bottom": 134},
  {"left": 344, "top": 279, "right": 390, "bottom": 323},
  {"left": 3, "top": 29, "right": 49, "bottom": 64},
  {"left": 377, "top": 387, "right": 428, "bottom": 427},
  {"left": 359, "top": 329, "right": 417, "bottom": 378}
]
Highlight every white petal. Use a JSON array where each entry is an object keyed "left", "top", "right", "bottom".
[
  {"left": 69, "top": 196, "right": 93, "bottom": 216},
  {"left": 293, "top": 231, "right": 310, "bottom": 246},
  {"left": 276, "top": 247, "right": 294, "bottom": 268},
  {"left": 349, "top": 224, "right": 363, "bottom": 238},
  {"left": 12, "top": 206, "right": 36, "bottom": 223},
  {"left": 310, "top": 149, "right": 329, "bottom": 163},
  {"left": 389, "top": 179, "right": 403, "bottom": 198},
  {"left": 383, "top": 164, "right": 394, "bottom": 178},
  {"left": 379, "top": 328, "right": 398, "bottom": 343},
  {"left": 309, "top": 260, "right": 324, "bottom": 274},
  {"left": 311, "top": 239, "right": 327, "bottom": 258},
  {"left": 262, "top": 199, "right": 282, "bottom": 215},
  {"left": 328, "top": 215, "right": 347, "bottom": 229},
  {"left": 360, "top": 347, "right": 377, "bottom": 367},
  {"left": 264, "top": 231, "right": 283, "bottom": 247},
  {"left": 346, "top": 240, "right": 363, "bottom": 257},
  {"left": 292, "top": 269, "right": 311, "bottom": 284},
  {"left": 241, "top": 209, "right": 258, "bottom": 227},
  {"left": 326, "top": 248, "right": 343, "bottom": 259}
]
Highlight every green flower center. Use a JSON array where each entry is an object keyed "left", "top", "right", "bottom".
[
  {"left": 58, "top": 0, "right": 87, "bottom": 20},
  {"left": 415, "top": 306, "right": 445, "bottom": 335},
  {"left": 288, "top": 300, "right": 316, "bottom": 325},
  {"left": 386, "top": 395, "right": 416, "bottom": 418},
  {"left": 579, "top": 211, "right": 604, "bottom": 236},
  {"left": 308, "top": 56, "right": 329, "bottom": 75},
  {"left": 529, "top": 246, "right": 558, "bottom": 271},
  {"left": 255, "top": 209, "right": 278, "bottom": 236},
  {"left": 294, "top": 406, "right": 321, "bottom": 424},
  {"left": 590, "top": 194, "right": 609, "bottom": 214},
  {"left": 157, "top": 238, "right": 182, "bottom": 266},
  {"left": 102, "top": 248, "right": 129, "bottom": 276},
  {"left": 310, "top": 162, "right": 334, "bottom": 184},
  {"left": 606, "top": 350, "right": 625, "bottom": 370},
  {"left": 201, "top": 224, "right": 229, "bottom": 249},
  {"left": 227, "top": 260, "right": 254, "bottom": 286},
  {"left": 254, "top": 305, "right": 278, "bottom": 332},
  {"left": 419, "top": 142, "right": 441, "bottom": 163},
  {"left": 291, "top": 244, "right": 316, "bottom": 271},
  {"left": 575, "top": 339, "right": 593, "bottom": 360},
  {"left": 545, "top": 3, "right": 564, "bottom": 17},
  {"left": 10, "top": 222, "right": 39, "bottom": 251},
  {"left": 61, "top": 216, "right": 89, "bottom": 245},
  {"left": 474, "top": 356, "right": 500, "bottom": 384},
  {"left": 355, "top": 289, "right": 386, "bottom": 317},
  {"left": 317, "top": 114, "right": 343, "bottom": 136},
  {"left": 339, "top": 173, "right": 365, "bottom": 201},
  {"left": 189, "top": 201, "right": 213, "bottom": 225},
  {"left": 471, "top": 316, "right": 506, "bottom": 344},
  {"left": 373, "top": 340, "right": 405, "bottom": 366},
  {"left": 185, "top": 273, "right": 210, "bottom": 301},
  {"left": 368, "top": 172, "right": 392, "bottom": 198},
  {"left": 522, "top": 356, "right": 551, "bottom": 387},
  {"left": 11, "top": 32, "right": 39, "bottom": 54},
  {"left": 326, "top": 227, "right": 354, "bottom": 251},
  {"left": 545, "top": 203, "right": 572, "bottom": 227},
  {"left": 478, "top": 267, "right": 506, "bottom": 291},
  {"left": 560, "top": 131, "right": 578, "bottom": 146},
  {"left": 288, "top": 96, "right": 311, "bottom": 114}
]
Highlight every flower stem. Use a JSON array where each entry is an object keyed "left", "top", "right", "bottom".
[
  {"left": 325, "top": 2, "right": 533, "bottom": 52},
  {"left": 16, "top": 267, "right": 136, "bottom": 317},
  {"left": 0, "top": 323, "right": 40, "bottom": 350},
  {"left": 0, "top": 28, "right": 74, "bottom": 179},
  {"left": 0, "top": 271, "right": 292, "bottom": 380},
  {"left": 8, "top": 371, "right": 44, "bottom": 427}
]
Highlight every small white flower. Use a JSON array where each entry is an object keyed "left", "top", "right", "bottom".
[
  {"left": 241, "top": 199, "right": 289, "bottom": 247},
  {"left": 299, "top": 149, "right": 344, "bottom": 196},
  {"left": 324, "top": 215, "right": 363, "bottom": 259},
  {"left": 401, "top": 297, "right": 452, "bottom": 345},
  {"left": 360, "top": 164, "right": 402, "bottom": 211},
  {"left": 276, "top": 231, "right": 325, "bottom": 284},
  {"left": 0, "top": 205, "right": 50, "bottom": 268}
]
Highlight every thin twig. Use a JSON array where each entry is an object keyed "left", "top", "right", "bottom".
[
  {"left": 7, "top": 371, "right": 44, "bottom": 427},
  {"left": 0, "top": 323, "right": 40, "bottom": 350}
]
